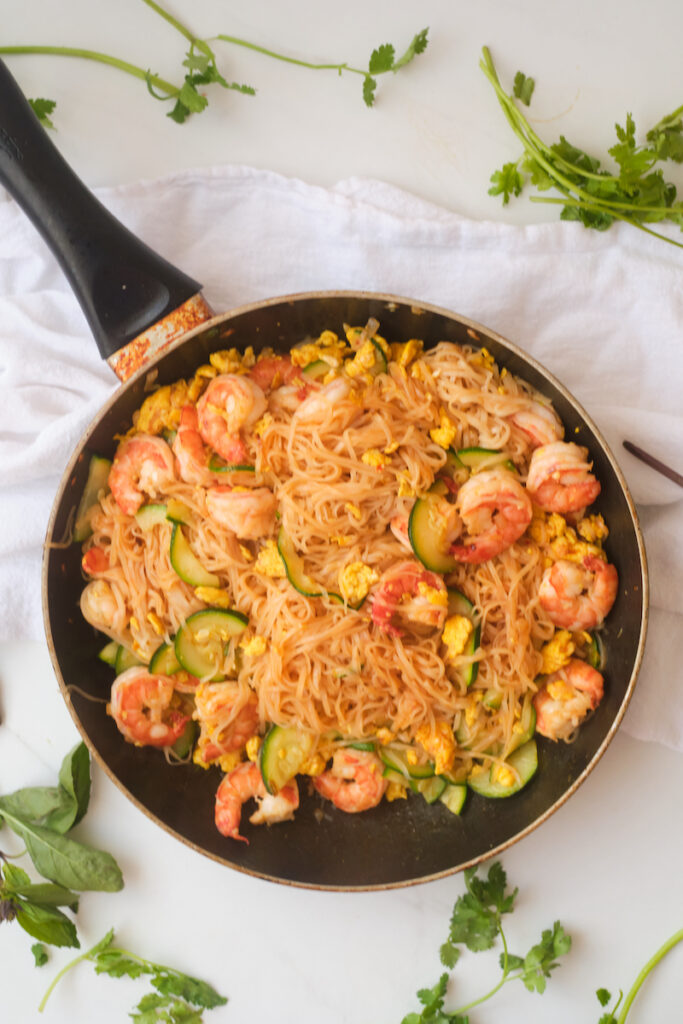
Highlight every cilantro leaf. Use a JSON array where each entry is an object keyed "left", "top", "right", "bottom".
[
  {"left": 368, "top": 43, "right": 395, "bottom": 75},
  {"left": 488, "top": 161, "right": 525, "bottom": 204},
  {"left": 596, "top": 988, "right": 612, "bottom": 1006},
  {"left": 392, "top": 28, "right": 430, "bottom": 70},
  {"left": 439, "top": 941, "right": 460, "bottom": 969},
  {"left": 513, "top": 71, "right": 535, "bottom": 106},
  {"left": 28, "top": 97, "right": 56, "bottom": 129},
  {"left": 363, "top": 75, "right": 377, "bottom": 107}
]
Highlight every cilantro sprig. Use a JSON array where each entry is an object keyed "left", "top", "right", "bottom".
[
  {"left": 594, "top": 926, "right": 683, "bottom": 1024},
  {"left": 1, "top": 0, "right": 428, "bottom": 126},
  {"left": 38, "top": 928, "right": 227, "bottom": 1018},
  {"left": 402, "top": 861, "right": 571, "bottom": 1023},
  {"left": 481, "top": 46, "right": 683, "bottom": 249}
]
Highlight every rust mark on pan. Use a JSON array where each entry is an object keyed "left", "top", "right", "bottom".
[{"left": 107, "top": 293, "right": 214, "bottom": 381}]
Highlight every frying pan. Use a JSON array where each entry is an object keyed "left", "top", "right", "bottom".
[{"left": 0, "top": 60, "right": 648, "bottom": 889}]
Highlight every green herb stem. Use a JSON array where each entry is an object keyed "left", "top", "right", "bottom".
[
  {"left": 140, "top": 0, "right": 212, "bottom": 58},
  {"left": 529, "top": 195, "right": 683, "bottom": 248},
  {"left": 0, "top": 45, "right": 179, "bottom": 98},
  {"left": 616, "top": 927, "right": 683, "bottom": 1024},
  {"left": 451, "top": 922, "right": 511, "bottom": 1016},
  {"left": 38, "top": 944, "right": 93, "bottom": 1012},
  {"left": 216, "top": 34, "right": 364, "bottom": 76}
]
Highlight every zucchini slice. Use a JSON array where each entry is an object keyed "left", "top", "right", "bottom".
[
  {"left": 408, "top": 480, "right": 459, "bottom": 574},
  {"left": 277, "top": 527, "right": 320, "bottom": 597},
  {"left": 586, "top": 631, "right": 605, "bottom": 670},
  {"left": 114, "top": 645, "right": 144, "bottom": 675},
  {"left": 412, "top": 775, "right": 447, "bottom": 803},
  {"left": 166, "top": 499, "right": 192, "bottom": 525},
  {"left": 170, "top": 720, "right": 199, "bottom": 760},
  {"left": 439, "top": 783, "right": 467, "bottom": 815},
  {"left": 207, "top": 456, "right": 256, "bottom": 475},
  {"left": 260, "top": 724, "right": 316, "bottom": 794},
  {"left": 378, "top": 747, "right": 435, "bottom": 780},
  {"left": 169, "top": 524, "right": 220, "bottom": 588},
  {"left": 508, "top": 696, "right": 536, "bottom": 755},
  {"left": 98, "top": 640, "right": 120, "bottom": 667},
  {"left": 149, "top": 641, "right": 181, "bottom": 675},
  {"left": 456, "top": 447, "right": 516, "bottom": 474},
  {"left": 446, "top": 588, "right": 481, "bottom": 688},
  {"left": 174, "top": 608, "right": 248, "bottom": 680},
  {"left": 440, "top": 448, "right": 469, "bottom": 486},
  {"left": 135, "top": 503, "right": 168, "bottom": 531},
  {"left": 73, "top": 455, "right": 112, "bottom": 542},
  {"left": 467, "top": 739, "right": 538, "bottom": 799},
  {"left": 302, "top": 359, "right": 332, "bottom": 381}
]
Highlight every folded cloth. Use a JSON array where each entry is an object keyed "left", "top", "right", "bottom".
[{"left": 0, "top": 165, "right": 681, "bottom": 747}]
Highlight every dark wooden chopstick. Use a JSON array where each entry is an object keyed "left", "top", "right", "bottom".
[{"left": 623, "top": 440, "right": 683, "bottom": 488}]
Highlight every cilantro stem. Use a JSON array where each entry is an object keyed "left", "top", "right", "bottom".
[
  {"left": 38, "top": 942, "right": 94, "bottom": 1013},
  {"left": 615, "top": 926, "right": 683, "bottom": 1024},
  {"left": 0, "top": 45, "right": 179, "bottom": 98},
  {"left": 140, "top": 0, "right": 212, "bottom": 59},
  {"left": 215, "top": 35, "right": 365, "bottom": 76},
  {"left": 451, "top": 921, "right": 512, "bottom": 1016},
  {"left": 529, "top": 195, "right": 683, "bottom": 249}
]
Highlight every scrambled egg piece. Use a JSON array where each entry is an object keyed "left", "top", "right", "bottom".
[
  {"left": 345, "top": 340, "right": 380, "bottom": 378},
  {"left": 254, "top": 539, "right": 286, "bottom": 577},
  {"left": 528, "top": 511, "right": 567, "bottom": 546},
  {"left": 442, "top": 615, "right": 474, "bottom": 660},
  {"left": 541, "top": 630, "right": 575, "bottom": 674},
  {"left": 415, "top": 721, "right": 456, "bottom": 775},
  {"left": 344, "top": 502, "right": 363, "bottom": 521},
  {"left": 330, "top": 534, "right": 352, "bottom": 546},
  {"left": 577, "top": 514, "right": 609, "bottom": 543},
  {"left": 397, "top": 475, "right": 416, "bottom": 498},
  {"left": 417, "top": 582, "right": 449, "bottom": 608},
  {"left": 383, "top": 441, "right": 400, "bottom": 455},
  {"left": 299, "top": 752, "right": 327, "bottom": 776},
  {"left": 193, "top": 744, "right": 241, "bottom": 774},
  {"left": 390, "top": 338, "right": 424, "bottom": 368},
  {"left": 385, "top": 781, "right": 408, "bottom": 801},
  {"left": 464, "top": 691, "right": 484, "bottom": 728},
  {"left": 245, "top": 735, "right": 261, "bottom": 762},
  {"left": 472, "top": 347, "right": 497, "bottom": 371},
  {"left": 345, "top": 324, "right": 390, "bottom": 356},
  {"left": 361, "top": 448, "right": 392, "bottom": 469},
  {"left": 376, "top": 727, "right": 396, "bottom": 745},
  {"left": 146, "top": 612, "right": 165, "bottom": 636},
  {"left": 239, "top": 544, "right": 253, "bottom": 562},
  {"left": 491, "top": 763, "right": 516, "bottom": 787},
  {"left": 429, "top": 409, "right": 458, "bottom": 449},
  {"left": 239, "top": 635, "right": 267, "bottom": 657},
  {"left": 290, "top": 333, "right": 348, "bottom": 368},
  {"left": 209, "top": 346, "right": 256, "bottom": 374},
  {"left": 252, "top": 413, "right": 273, "bottom": 438},
  {"left": 134, "top": 380, "right": 195, "bottom": 435},
  {"left": 195, "top": 586, "right": 232, "bottom": 609},
  {"left": 338, "top": 561, "right": 379, "bottom": 605},
  {"left": 550, "top": 531, "right": 604, "bottom": 564}
]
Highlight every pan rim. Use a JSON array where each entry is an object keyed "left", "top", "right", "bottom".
[{"left": 41, "top": 288, "right": 649, "bottom": 890}]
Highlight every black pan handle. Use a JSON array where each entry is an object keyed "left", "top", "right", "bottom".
[{"left": 0, "top": 58, "right": 202, "bottom": 362}]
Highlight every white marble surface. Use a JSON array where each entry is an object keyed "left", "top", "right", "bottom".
[{"left": 1, "top": 1, "right": 683, "bottom": 1021}]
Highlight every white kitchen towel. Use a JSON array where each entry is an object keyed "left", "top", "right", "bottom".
[{"left": 0, "top": 164, "right": 681, "bottom": 748}]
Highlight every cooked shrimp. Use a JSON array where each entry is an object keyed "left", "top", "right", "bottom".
[
  {"left": 215, "top": 761, "right": 299, "bottom": 842},
  {"left": 526, "top": 441, "right": 601, "bottom": 514},
  {"left": 451, "top": 467, "right": 532, "bottom": 563},
  {"left": 81, "top": 546, "right": 112, "bottom": 577},
  {"left": 539, "top": 555, "right": 618, "bottom": 630},
  {"left": 205, "top": 485, "right": 278, "bottom": 539},
  {"left": 108, "top": 435, "right": 175, "bottom": 516},
  {"left": 194, "top": 683, "right": 259, "bottom": 765},
  {"left": 196, "top": 373, "right": 267, "bottom": 464},
  {"left": 294, "top": 375, "right": 361, "bottom": 427},
  {"left": 108, "top": 667, "right": 189, "bottom": 748},
  {"left": 249, "top": 355, "right": 303, "bottom": 392},
  {"left": 313, "top": 748, "right": 387, "bottom": 813},
  {"left": 389, "top": 515, "right": 412, "bottom": 551},
  {"left": 371, "top": 559, "right": 448, "bottom": 638},
  {"left": 173, "top": 404, "right": 215, "bottom": 485},
  {"left": 534, "top": 658, "right": 604, "bottom": 741},
  {"left": 80, "top": 579, "right": 128, "bottom": 635},
  {"left": 507, "top": 401, "right": 564, "bottom": 447}
]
